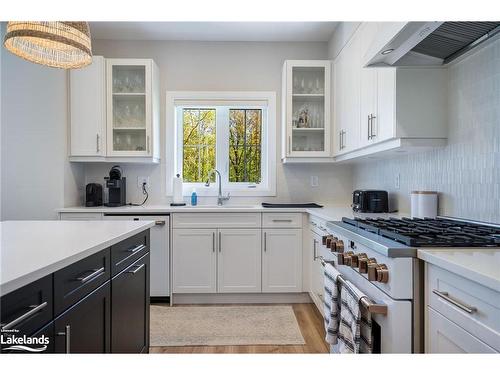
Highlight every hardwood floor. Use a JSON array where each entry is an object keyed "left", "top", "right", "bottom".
[{"left": 149, "top": 303, "right": 329, "bottom": 354}]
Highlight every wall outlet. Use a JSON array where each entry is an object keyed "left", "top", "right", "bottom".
[
  {"left": 138, "top": 176, "right": 150, "bottom": 189},
  {"left": 310, "top": 175, "right": 319, "bottom": 187},
  {"left": 395, "top": 173, "right": 400, "bottom": 189}
]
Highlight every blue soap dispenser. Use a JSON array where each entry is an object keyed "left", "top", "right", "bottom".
[{"left": 191, "top": 188, "right": 198, "bottom": 206}]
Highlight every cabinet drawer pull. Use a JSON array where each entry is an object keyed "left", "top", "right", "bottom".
[
  {"left": 155, "top": 220, "right": 166, "bottom": 226},
  {"left": 272, "top": 219, "right": 293, "bottom": 222},
  {"left": 57, "top": 325, "right": 71, "bottom": 353},
  {"left": 1, "top": 302, "right": 48, "bottom": 330},
  {"left": 127, "top": 263, "right": 145, "bottom": 274},
  {"left": 264, "top": 232, "right": 267, "bottom": 252},
  {"left": 76, "top": 267, "right": 105, "bottom": 283},
  {"left": 127, "top": 244, "right": 146, "bottom": 254},
  {"left": 432, "top": 289, "right": 477, "bottom": 314},
  {"left": 212, "top": 232, "right": 215, "bottom": 253},
  {"left": 96, "top": 134, "right": 100, "bottom": 153},
  {"left": 218, "top": 231, "right": 221, "bottom": 253}
]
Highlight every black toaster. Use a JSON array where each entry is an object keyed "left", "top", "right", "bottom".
[{"left": 352, "top": 190, "right": 389, "bottom": 213}]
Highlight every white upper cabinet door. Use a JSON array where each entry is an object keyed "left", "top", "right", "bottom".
[
  {"left": 337, "top": 33, "right": 361, "bottom": 154},
  {"left": 217, "top": 229, "right": 262, "bottom": 293},
  {"left": 262, "top": 229, "right": 302, "bottom": 293},
  {"left": 172, "top": 229, "right": 217, "bottom": 294},
  {"left": 359, "top": 23, "right": 379, "bottom": 148},
  {"left": 106, "top": 59, "right": 155, "bottom": 157},
  {"left": 282, "top": 60, "right": 331, "bottom": 159},
  {"left": 70, "top": 56, "right": 106, "bottom": 156}
]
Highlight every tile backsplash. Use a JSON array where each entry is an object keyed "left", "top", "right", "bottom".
[{"left": 353, "top": 38, "right": 500, "bottom": 224}]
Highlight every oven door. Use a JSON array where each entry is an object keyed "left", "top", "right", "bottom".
[{"left": 327, "top": 262, "right": 413, "bottom": 353}]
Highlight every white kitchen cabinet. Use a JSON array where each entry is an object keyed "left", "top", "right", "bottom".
[
  {"left": 106, "top": 59, "right": 160, "bottom": 160},
  {"left": 333, "top": 34, "right": 361, "bottom": 155},
  {"left": 309, "top": 231, "right": 324, "bottom": 314},
  {"left": 217, "top": 229, "right": 262, "bottom": 293},
  {"left": 425, "top": 263, "right": 500, "bottom": 352},
  {"left": 172, "top": 229, "right": 217, "bottom": 293},
  {"left": 262, "top": 229, "right": 302, "bottom": 293},
  {"left": 333, "top": 22, "right": 448, "bottom": 161},
  {"left": 427, "top": 307, "right": 497, "bottom": 353},
  {"left": 69, "top": 56, "right": 106, "bottom": 157},
  {"left": 282, "top": 60, "right": 332, "bottom": 162},
  {"left": 69, "top": 57, "right": 160, "bottom": 163}
]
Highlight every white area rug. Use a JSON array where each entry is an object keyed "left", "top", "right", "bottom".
[{"left": 150, "top": 305, "right": 305, "bottom": 346}]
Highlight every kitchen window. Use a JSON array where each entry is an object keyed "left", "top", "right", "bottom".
[{"left": 166, "top": 91, "right": 276, "bottom": 196}]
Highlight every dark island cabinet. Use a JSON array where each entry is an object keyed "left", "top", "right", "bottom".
[
  {"left": 1, "top": 230, "right": 150, "bottom": 354},
  {"left": 54, "top": 282, "right": 111, "bottom": 353},
  {"left": 111, "top": 253, "right": 150, "bottom": 353}
]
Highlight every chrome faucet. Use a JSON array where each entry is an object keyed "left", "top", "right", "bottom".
[{"left": 205, "top": 169, "right": 230, "bottom": 206}]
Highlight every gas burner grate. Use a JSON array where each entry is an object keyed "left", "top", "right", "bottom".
[{"left": 341, "top": 217, "right": 500, "bottom": 247}]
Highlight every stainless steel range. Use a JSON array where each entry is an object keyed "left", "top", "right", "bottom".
[{"left": 321, "top": 216, "right": 500, "bottom": 353}]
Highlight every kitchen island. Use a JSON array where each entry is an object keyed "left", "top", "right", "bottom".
[{"left": 1, "top": 220, "right": 154, "bottom": 353}]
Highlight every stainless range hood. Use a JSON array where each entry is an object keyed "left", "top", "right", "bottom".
[{"left": 366, "top": 21, "right": 500, "bottom": 67}]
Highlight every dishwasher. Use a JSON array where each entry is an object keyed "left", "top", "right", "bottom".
[{"left": 104, "top": 214, "right": 170, "bottom": 299}]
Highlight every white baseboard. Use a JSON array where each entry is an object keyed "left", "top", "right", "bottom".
[{"left": 171, "top": 293, "right": 312, "bottom": 305}]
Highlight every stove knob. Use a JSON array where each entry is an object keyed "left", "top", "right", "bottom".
[
  {"left": 328, "top": 237, "right": 338, "bottom": 252},
  {"left": 376, "top": 264, "right": 389, "bottom": 283},
  {"left": 350, "top": 253, "right": 367, "bottom": 268},
  {"left": 322, "top": 235, "right": 331, "bottom": 246},
  {"left": 337, "top": 252, "right": 345, "bottom": 265},
  {"left": 335, "top": 239, "right": 345, "bottom": 253},
  {"left": 368, "top": 262, "right": 379, "bottom": 281},
  {"left": 359, "top": 257, "right": 377, "bottom": 274},
  {"left": 343, "top": 251, "right": 355, "bottom": 266}
]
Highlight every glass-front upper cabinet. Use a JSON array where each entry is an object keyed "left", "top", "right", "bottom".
[
  {"left": 282, "top": 60, "right": 331, "bottom": 160},
  {"left": 106, "top": 59, "right": 158, "bottom": 157}
]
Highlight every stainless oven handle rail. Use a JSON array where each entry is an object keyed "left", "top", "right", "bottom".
[{"left": 320, "top": 257, "right": 388, "bottom": 315}]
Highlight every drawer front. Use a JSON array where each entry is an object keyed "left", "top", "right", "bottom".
[
  {"left": 0, "top": 275, "right": 53, "bottom": 336},
  {"left": 427, "top": 307, "right": 497, "bottom": 353},
  {"left": 111, "top": 230, "right": 149, "bottom": 276},
  {"left": 60, "top": 212, "right": 103, "bottom": 220},
  {"left": 172, "top": 213, "right": 261, "bottom": 228},
  {"left": 54, "top": 248, "right": 110, "bottom": 315},
  {"left": 262, "top": 213, "right": 302, "bottom": 228},
  {"left": 427, "top": 264, "right": 500, "bottom": 351}
]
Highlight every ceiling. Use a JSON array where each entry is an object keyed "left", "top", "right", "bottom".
[{"left": 89, "top": 22, "right": 338, "bottom": 42}]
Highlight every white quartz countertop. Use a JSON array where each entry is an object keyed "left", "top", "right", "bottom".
[
  {"left": 0, "top": 220, "right": 155, "bottom": 296},
  {"left": 418, "top": 248, "right": 500, "bottom": 292},
  {"left": 57, "top": 204, "right": 407, "bottom": 223}
]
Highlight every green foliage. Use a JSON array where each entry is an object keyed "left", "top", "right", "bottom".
[
  {"left": 182, "top": 108, "right": 262, "bottom": 184},
  {"left": 182, "top": 109, "right": 216, "bottom": 182}
]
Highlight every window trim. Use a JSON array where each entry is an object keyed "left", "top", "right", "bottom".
[{"left": 166, "top": 91, "right": 276, "bottom": 197}]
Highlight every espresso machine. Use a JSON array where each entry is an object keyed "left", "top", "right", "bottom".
[{"left": 104, "top": 165, "right": 126, "bottom": 207}]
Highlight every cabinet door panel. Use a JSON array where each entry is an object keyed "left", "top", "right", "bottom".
[
  {"left": 54, "top": 282, "right": 111, "bottom": 353},
  {"left": 262, "top": 229, "right": 302, "bottom": 293},
  {"left": 218, "top": 229, "right": 261, "bottom": 293},
  {"left": 172, "top": 229, "right": 217, "bottom": 293},
  {"left": 112, "top": 253, "right": 150, "bottom": 353},
  {"left": 427, "top": 307, "right": 496, "bottom": 353},
  {"left": 70, "top": 56, "right": 106, "bottom": 156},
  {"left": 376, "top": 69, "right": 396, "bottom": 142}
]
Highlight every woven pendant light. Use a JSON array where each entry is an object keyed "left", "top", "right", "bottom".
[{"left": 3, "top": 21, "right": 92, "bottom": 69}]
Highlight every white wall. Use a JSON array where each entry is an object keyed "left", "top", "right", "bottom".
[
  {"left": 352, "top": 38, "right": 500, "bottom": 223},
  {"left": 1, "top": 44, "right": 84, "bottom": 220},
  {"left": 84, "top": 40, "right": 353, "bottom": 205}
]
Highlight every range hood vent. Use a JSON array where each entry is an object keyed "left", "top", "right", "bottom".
[
  {"left": 412, "top": 22, "right": 500, "bottom": 64},
  {"left": 366, "top": 21, "right": 500, "bottom": 67}
]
